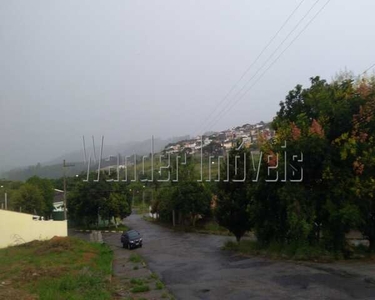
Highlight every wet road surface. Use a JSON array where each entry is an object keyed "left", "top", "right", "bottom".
[{"left": 103, "top": 214, "right": 375, "bottom": 300}]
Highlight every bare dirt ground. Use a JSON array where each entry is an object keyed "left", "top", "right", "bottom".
[{"left": 99, "top": 213, "right": 375, "bottom": 300}]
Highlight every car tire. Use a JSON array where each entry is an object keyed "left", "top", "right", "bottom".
[
  {"left": 140, "top": 244, "right": 142, "bottom": 248},
  {"left": 128, "top": 243, "right": 131, "bottom": 250}
]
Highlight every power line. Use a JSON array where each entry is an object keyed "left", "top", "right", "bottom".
[
  {"left": 193, "top": 0, "right": 306, "bottom": 135},
  {"left": 362, "top": 63, "right": 375, "bottom": 75},
  {"left": 197, "top": 0, "right": 321, "bottom": 135},
  {"left": 203, "top": 0, "right": 325, "bottom": 133},
  {"left": 204, "top": 0, "right": 331, "bottom": 132}
]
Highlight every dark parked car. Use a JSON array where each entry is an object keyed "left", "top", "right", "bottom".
[{"left": 121, "top": 229, "right": 142, "bottom": 249}]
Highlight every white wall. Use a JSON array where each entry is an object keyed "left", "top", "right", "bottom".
[{"left": 0, "top": 209, "right": 67, "bottom": 248}]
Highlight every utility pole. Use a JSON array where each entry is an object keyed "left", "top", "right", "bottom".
[
  {"left": 63, "top": 160, "right": 67, "bottom": 220},
  {"left": 63, "top": 160, "right": 75, "bottom": 220}
]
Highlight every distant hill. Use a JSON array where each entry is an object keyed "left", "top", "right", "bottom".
[
  {"left": 2, "top": 120, "right": 272, "bottom": 181},
  {"left": 1, "top": 135, "right": 189, "bottom": 181}
]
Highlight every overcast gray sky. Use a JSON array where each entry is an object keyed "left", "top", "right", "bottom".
[{"left": 1, "top": 0, "right": 374, "bottom": 171}]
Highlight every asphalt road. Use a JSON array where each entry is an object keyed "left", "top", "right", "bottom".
[{"left": 103, "top": 214, "right": 375, "bottom": 300}]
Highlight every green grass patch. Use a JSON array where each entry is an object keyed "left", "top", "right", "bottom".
[
  {"left": 0, "top": 237, "right": 113, "bottom": 300},
  {"left": 129, "top": 253, "right": 142, "bottom": 263},
  {"left": 130, "top": 278, "right": 144, "bottom": 285},
  {"left": 130, "top": 284, "right": 150, "bottom": 293},
  {"left": 155, "top": 280, "right": 164, "bottom": 290}
]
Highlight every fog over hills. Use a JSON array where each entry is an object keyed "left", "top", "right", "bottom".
[{"left": 1, "top": 135, "right": 189, "bottom": 180}]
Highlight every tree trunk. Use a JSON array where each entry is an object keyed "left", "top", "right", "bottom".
[
  {"left": 192, "top": 215, "right": 196, "bottom": 227},
  {"left": 236, "top": 235, "right": 241, "bottom": 243},
  {"left": 369, "top": 238, "right": 375, "bottom": 253}
]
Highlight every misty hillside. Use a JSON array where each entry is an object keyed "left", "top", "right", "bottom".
[{"left": 1, "top": 135, "right": 189, "bottom": 181}]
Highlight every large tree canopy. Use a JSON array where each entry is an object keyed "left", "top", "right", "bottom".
[
  {"left": 68, "top": 173, "right": 131, "bottom": 227},
  {"left": 252, "top": 75, "right": 375, "bottom": 253}
]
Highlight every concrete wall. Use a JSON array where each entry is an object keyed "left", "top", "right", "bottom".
[{"left": 0, "top": 209, "right": 67, "bottom": 248}]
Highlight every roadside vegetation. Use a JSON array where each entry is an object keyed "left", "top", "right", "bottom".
[
  {"left": 217, "top": 74, "right": 375, "bottom": 259},
  {"left": 0, "top": 237, "right": 113, "bottom": 300},
  {"left": 0, "top": 176, "right": 54, "bottom": 218},
  {"left": 223, "top": 240, "right": 335, "bottom": 262},
  {"left": 0, "top": 236, "right": 173, "bottom": 300},
  {"left": 112, "top": 251, "right": 174, "bottom": 300},
  {"left": 68, "top": 173, "right": 132, "bottom": 228},
  {"left": 223, "top": 240, "right": 375, "bottom": 262}
]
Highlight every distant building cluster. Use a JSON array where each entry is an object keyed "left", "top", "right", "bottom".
[{"left": 163, "top": 121, "right": 275, "bottom": 155}]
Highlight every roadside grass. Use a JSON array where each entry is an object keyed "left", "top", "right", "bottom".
[
  {"left": 222, "top": 240, "right": 375, "bottom": 262},
  {"left": 223, "top": 240, "right": 335, "bottom": 262},
  {"left": 130, "top": 278, "right": 144, "bottom": 285},
  {"left": 155, "top": 280, "right": 165, "bottom": 290},
  {"left": 125, "top": 274, "right": 170, "bottom": 295},
  {"left": 196, "top": 221, "right": 231, "bottom": 235},
  {"left": 129, "top": 253, "right": 143, "bottom": 263},
  {"left": 0, "top": 237, "right": 113, "bottom": 300},
  {"left": 130, "top": 284, "right": 150, "bottom": 293},
  {"left": 121, "top": 254, "right": 175, "bottom": 298},
  {"left": 127, "top": 275, "right": 169, "bottom": 294}
]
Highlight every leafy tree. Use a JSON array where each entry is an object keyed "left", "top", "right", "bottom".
[
  {"left": 171, "top": 160, "right": 211, "bottom": 226},
  {"left": 172, "top": 181, "right": 211, "bottom": 226},
  {"left": 27, "top": 176, "right": 54, "bottom": 216},
  {"left": 151, "top": 157, "right": 212, "bottom": 226},
  {"left": 151, "top": 186, "right": 176, "bottom": 222},
  {"left": 68, "top": 173, "right": 131, "bottom": 227},
  {"left": 334, "top": 76, "right": 375, "bottom": 251},
  {"left": 215, "top": 141, "right": 252, "bottom": 242},
  {"left": 100, "top": 192, "right": 131, "bottom": 225},
  {"left": 256, "top": 75, "right": 366, "bottom": 253},
  {"left": 12, "top": 184, "right": 45, "bottom": 215}
]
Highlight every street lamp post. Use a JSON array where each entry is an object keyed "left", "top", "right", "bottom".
[
  {"left": 142, "top": 186, "right": 145, "bottom": 207},
  {"left": 0, "top": 186, "right": 7, "bottom": 210}
]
